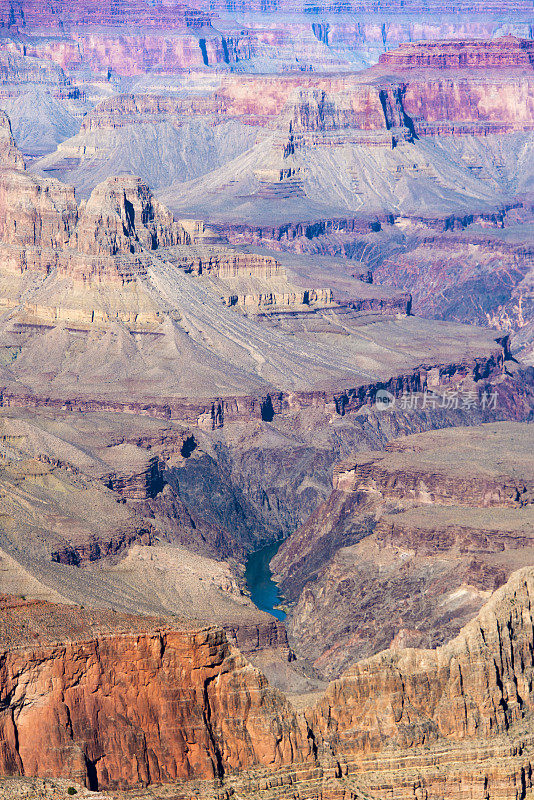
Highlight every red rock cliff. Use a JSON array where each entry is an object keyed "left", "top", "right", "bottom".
[
  {"left": 379, "top": 35, "right": 534, "bottom": 70},
  {"left": 0, "top": 601, "right": 311, "bottom": 790}
]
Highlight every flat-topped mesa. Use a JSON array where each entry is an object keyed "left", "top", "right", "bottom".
[
  {"left": 166, "top": 245, "right": 335, "bottom": 311},
  {"left": 171, "top": 248, "right": 285, "bottom": 279},
  {"left": 68, "top": 175, "right": 188, "bottom": 257},
  {"left": 333, "top": 424, "right": 534, "bottom": 504},
  {"left": 379, "top": 36, "right": 534, "bottom": 70}
]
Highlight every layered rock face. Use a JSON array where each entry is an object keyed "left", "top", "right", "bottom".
[
  {"left": 70, "top": 175, "right": 187, "bottom": 257},
  {"left": 0, "top": 112, "right": 513, "bottom": 418},
  {"left": 0, "top": 404, "right": 316, "bottom": 644},
  {"left": 30, "top": 36, "right": 533, "bottom": 244},
  {"left": 3, "top": 568, "right": 534, "bottom": 798},
  {"left": 0, "top": 600, "right": 310, "bottom": 790},
  {"left": 0, "top": 9, "right": 533, "bottom": 800},
  {"left": 0, "top": 111, "right": 24, "bottom": 170},
  {"left": 283, "top": 39, "right": 534, "bottom": 141},
  {"left": 272, "top": 422, "right": 534, "bottom": 678},
  {"left": 0, "top": 0, "right": 211, "bottom": 30},
  {"left": 0, "top": 51, "right": 69, "bottom": 87},
  {"left": 164, "top": 244, "right": 336, "bottom": 311},
  {"left": 379, "top": 35, "right": 534, "bottom": 69},
  {"left": 308, "top": 568, "right": 534, "bottom": 796},
  {"left": 0, "top": 407, "right": 251, "bottom": 568},
  {"left": 0, "top": 112, "right": 77, "bottom": 251},
  {"left": 206, "top": 0, "right": 533, "bottom": 10},
  {"left": 99, "top": 443, "right": 163, "bottom": 500},
  {"left": 286, "top": 85, "right": 409, "bottom": 134},
  {"left": 0, "top": 1, "right": 220, "bottom": 75},
  {"left": 77, "top": 45, "right": 534, "bottom": 138},
  {"left": 0, "top": 122, "right": 184, "bottom": 318},
  {"left": 0, "top": 0, "right": 530, "bottom": 77},
  {"left": 366, "top": 221, "right": 534, "bottom": 350}
]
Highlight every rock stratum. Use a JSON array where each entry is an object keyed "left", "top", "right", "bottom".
[
  {"left": 273, "top": 422, "right": 534, "bottom": 678},
  {"left": 2, "top": 564, "right": 534, "bottom": 799},
  {"left": 0, "top": 108, "right": 512, "bottom": 427}
]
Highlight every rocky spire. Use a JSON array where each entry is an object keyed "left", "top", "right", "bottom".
[
  {"left": 0, "top": 110, "right": 25, "bottom": 170},
  {"left": 69, "top": 174, "right": 187, "bottom": 255}
]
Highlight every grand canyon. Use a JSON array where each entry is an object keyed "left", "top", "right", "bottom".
[{"left": 0, "top": 0, "right": 532, "bottom": 798}]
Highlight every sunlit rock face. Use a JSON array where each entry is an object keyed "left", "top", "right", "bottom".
[
  {"left": 379, "top": 35, "right": 534, "bottom": 68},
  {"left": 70, "top": 175, "right": 187, "bottom": 256},
  {"left": 2, "top": 567, "right": 534, "bottom": 797},
  {"left": 0, "top": 112, "right": 77, "bottom": 251},
  {"left": 0, "top": 604, "right": 311, "bottom": 790}
]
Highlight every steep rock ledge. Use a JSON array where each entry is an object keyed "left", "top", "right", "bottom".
[
  {"left": 311, "top": 566, "right": 534, "bottom": 751},
  {"left": 0, "top": 345, "right": 507, "bottom": 427},
  {"left": 4, "top": 568, "right": 534, "bottom": 798},
  {"left": 0, "top": 609, "right": 311, "bottom": 790}
]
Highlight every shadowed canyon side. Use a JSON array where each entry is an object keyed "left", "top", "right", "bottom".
[{"left": 272, "top": 423, "right": 534, "bottom": 678}]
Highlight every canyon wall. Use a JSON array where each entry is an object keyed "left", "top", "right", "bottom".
[
  {"left": 272, "top": 421, "right": 534, "bottom": 679},
  {"left": 0, "top": 1, "right": 211, "bottom": 29},
  {"left": 312, "top": 567, "right": 534, "bottom": 752},
  {"left": 379, "top": 35, "right": 534, "bottom": 68},
  {"left": 3, "top": 568, "right": 534, "bottom": 798},
  {"left": 0, "top": 603, "right": 311, "bottom": 790},
  {"left": 205, "top": 0, "right": 533, "bottom": 11},
  {"left": 79, "top": 46, "right": 534, "bottom": 138},
  {"left": 0, "top": 349, "right": 509, "bottom": 427}
]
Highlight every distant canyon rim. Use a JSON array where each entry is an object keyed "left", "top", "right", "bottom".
[{"left": 0, "top": 2, "right": 532, "bottom": 799}]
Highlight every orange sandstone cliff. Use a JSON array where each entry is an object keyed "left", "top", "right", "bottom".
[
  {"left": 3, "top": 568, "right": 534, "bottom": 797},
  {"left": 0, "top": 600, "right": 312, "bottom": 790}
]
